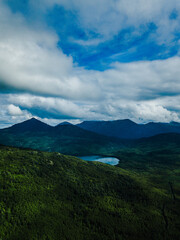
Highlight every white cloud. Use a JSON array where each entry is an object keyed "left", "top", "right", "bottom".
[
  {"left": 0, "top": 1, "right": 180, "bottom": 127},
  {"left": 112, "top": 101, "right": 180, "bottom": 123},
  {"left": 8, "top": 104, "right": 23, "bottom": 116},
  {"left": 0, "top": 98, "right": 33, "bottom": 128},
  {"left": 88, "top": 99, "right": 180, "bottom": 123},
  {"left": 7, "top": 94, "right": 106, "bottom": 120},
  {"left": 0, "top": 2, "right": 100, "bottom": 101},
  {"left": 4, "top": 90, "right": 180, "bottom": 124},
  {"left": 33, "top": 0, "right": 180, "bottom": 42},
  {"left": 97, "top": 57, "right": 180, "bottom": 100}
]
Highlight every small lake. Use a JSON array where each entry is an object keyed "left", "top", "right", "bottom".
[{"left": 78, "top": 155, "right": 119, "bottom": 165}]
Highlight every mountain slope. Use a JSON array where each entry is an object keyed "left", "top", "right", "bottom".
[
  {"left": 77, "top": 119, "right": 180, "bottom": 139},
  {"left": 1, "top": 145, "right": 179, "bottom": 240}
]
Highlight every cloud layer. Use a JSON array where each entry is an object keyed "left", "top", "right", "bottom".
[
  {"left": 34, "top": 0, "right": 180, "bottom": 41},
  {"left": 0, "top": 1, "right": 180, "bottom": 127}
]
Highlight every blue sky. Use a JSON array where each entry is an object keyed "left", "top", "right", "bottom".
[
  {"left": 0, "top": 0, "right": 180, "bottom": 127},
  {"left": 5, "top": 0, "right": 180, "bottom": 69}
]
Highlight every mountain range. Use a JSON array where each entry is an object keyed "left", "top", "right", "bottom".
[
  {"left": 0, "top": 118, "right": 123, "bottom": 155},
  {"left": 77, "top": 119, "right": 180, "bottom": 139},
  {"left": 0, "top": 117, "right": 180, "bottom": 155}
]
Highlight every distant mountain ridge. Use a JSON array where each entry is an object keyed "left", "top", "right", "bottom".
[
  {"left": 0, "top": 118, "right": 180, "bottom": 155},
  {"left": 77, "top": 119, "right": 180, "bottom": 139},
  {"left": 0, "top": 118, "right": 124, "bottom": 155}
]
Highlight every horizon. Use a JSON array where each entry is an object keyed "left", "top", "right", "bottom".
[
  {"left": 0, "top": 1, "right": 180, "bottom": 127},
  {"left": 1, "top": 116, "right": 179, "bottom": 130}
]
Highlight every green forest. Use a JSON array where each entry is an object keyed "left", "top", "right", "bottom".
[{"left": 0, "top": 144, "right": 179, "bottom": 240}]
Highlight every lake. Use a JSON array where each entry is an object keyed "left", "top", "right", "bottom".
[{"left": 78, "top": 155, "right": 119, "bottom": 165}]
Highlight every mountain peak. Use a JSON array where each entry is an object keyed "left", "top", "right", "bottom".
[
  {"left": 115, "top": 119, "right": 137, "bottom": 124},
  {"left": 8, "top": 117, "right": 52, "bottom": 132},
  {"left": 57, "top": 121, "right": 72, "bottom": 126},
  {"left": 29, "top": 117, "right": 38, "bottom": 121},
  {"left": 26, "top": 117, "right": 41, "bottom": 123},
  {"left": 20, "top": 117, "right": 46, "bottom": 125}
]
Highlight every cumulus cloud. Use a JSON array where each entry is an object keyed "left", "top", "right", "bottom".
[
  {"left": 7, "top": 94, "right": 107, "bottom": 120},
  {"left": 0, "top": 97, "right": 33, "bottom": 128},
  {"left": 0, "top": 2, "right": 100, "bottom": 100},
  {"left": 0, "top": 1, "right": 180, "bottom": 127},
  {"left": 8, "top": 104, "right": 23, "bottom": 116},
  {"left": 32, "top": 0, "right": 180, "bottom": 43},
  {"left": 3, "top": 90, "right": 180, "bottom": 125},
  {"left": 97, "top": 57, "right": 180, "bottom": 100},
  {"left": 105, "top": 101, "right": 180, "bottom": 123}
]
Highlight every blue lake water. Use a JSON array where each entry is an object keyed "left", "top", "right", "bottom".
[{"left": 78, "top": 155, "right": 119, "bottom": 165}]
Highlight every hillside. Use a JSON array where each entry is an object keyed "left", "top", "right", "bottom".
[
  {"left": 0, "top": 145, "right": 180, "bottom": 240},
  {"left": 77, "top": 119, "right": 180, "bottom": 139}
]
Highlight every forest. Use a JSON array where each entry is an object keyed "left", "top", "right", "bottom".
[{"left": 0, "top": 144, "right": 179, "bottom": 240}]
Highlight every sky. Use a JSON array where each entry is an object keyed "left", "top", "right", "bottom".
[{"left": 0, "top": 0, "right": 180, "bottom": 128}]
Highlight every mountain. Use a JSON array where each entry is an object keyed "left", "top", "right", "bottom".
[
  {"left": 0, "top": 118, "right": 125, "bottom": 155},
  {"left": 169, "top": 121, "right": 180, "bottom": 126},
  {"left": 137, "top": 132, "right": 180, "bottom": 146},
  {"left": 58, "top": 121, "right": 72, "bottom": 126},
  {"left": 77, "top": 119, "right": 180, "bottom": 139},
  {"left": 1, "top": 118, "right": 180, "bottom": 156},
  {"left": 3, "top": 117, "right": 52, "bottom": 133}
]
